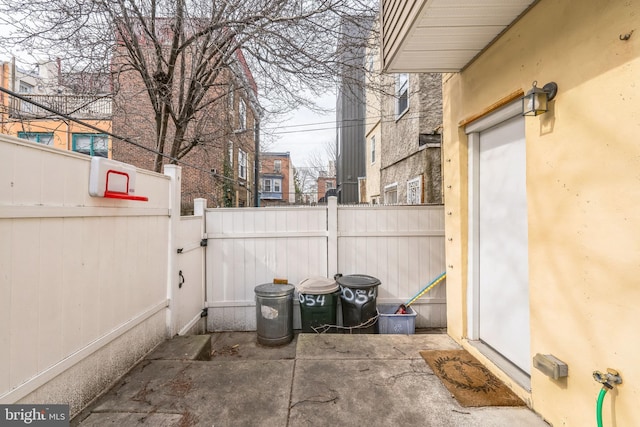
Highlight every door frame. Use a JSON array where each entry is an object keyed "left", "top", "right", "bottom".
[
  {"left": 464, "top": 101, "right": 531, "bottom": 388},
  {"left": 466, "top": 101, "right": 523, "bottom": 340}
]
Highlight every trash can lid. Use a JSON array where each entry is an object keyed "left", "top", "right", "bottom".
[
  {"left": 255, "top": 283, "right": 295, "bottom": 297},
  {"left": 335, "top": 274, "right": 381, "bottom": 289},
  {"left": 297, "top": 276, "right": 339, "bottom": 294}
]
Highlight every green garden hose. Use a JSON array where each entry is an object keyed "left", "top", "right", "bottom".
[{"left": 596, "top": 387, "right": 608, "bottom": 427}]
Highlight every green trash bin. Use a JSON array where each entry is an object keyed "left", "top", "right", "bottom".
[
  {"left": 297, "top": 277, "right": 340, "bottom": 333},
  {"left": 336, "top": 274, "right": 381, "bottom": 334}
]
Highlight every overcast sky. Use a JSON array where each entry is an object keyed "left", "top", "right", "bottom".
[{"left": 263, "top": 92, "right": 336, "bottom": 170}]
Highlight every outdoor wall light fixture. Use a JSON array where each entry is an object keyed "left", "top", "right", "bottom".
[{"left": 522, "top": 81, "right": 558, "bottom": 116}]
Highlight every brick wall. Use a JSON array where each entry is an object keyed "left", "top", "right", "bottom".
[
  {"left": 111, "top": 45, "right": 257, "bottom": 212},
  {"left": 317, "top": 176, "right": 336, "bottom": 201}
]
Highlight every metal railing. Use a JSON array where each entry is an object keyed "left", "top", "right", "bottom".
[{"left": 9, "top": 94, "right": 112, "bottom": 119}]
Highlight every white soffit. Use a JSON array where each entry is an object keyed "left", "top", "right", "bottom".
[{"left": 392, "top": 0, "right": 537, "bottom": 73}]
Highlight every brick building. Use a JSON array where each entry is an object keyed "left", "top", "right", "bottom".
[
  {"left": 259, "top": 152, "right": 295, "bottom": 206},
  {"left": 316, "top": 175, "right": 336, "bottom": 203},
  {"left": 110, "top": 21, "right": 259, "bottom": 212}
]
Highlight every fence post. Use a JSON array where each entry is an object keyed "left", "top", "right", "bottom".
[
  {"left": 164, "top": 165, "right": 182, "bottom": 337},
  {"left": 194, "top": 197, "right": 207, "bottom": 332},
  {"left": 327, "top": 196, "right": 338, "bottom": 277},
  {"left": 193, "top": 198, "right": 207, "bottom": 217}
]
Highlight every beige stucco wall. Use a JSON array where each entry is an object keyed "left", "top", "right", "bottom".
[
  {"left": 442, "top": 0, "right": 640, "bottom": 425},
  {"left": 380, "top": 73, "right": 443, "bottom": 204}
]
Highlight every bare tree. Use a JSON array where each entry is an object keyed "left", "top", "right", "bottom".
[
  {"left": 289, "top": 138, "right": 336, "bottom": 203},
  {"left": 306, "top": 138, "right": 337, "bottom": 177},
  {"left": 293, "top": 165, "right": 316, "bottom": 203},
  {"left": 0, "top": 0, "right": 377, "bottom": 172}
]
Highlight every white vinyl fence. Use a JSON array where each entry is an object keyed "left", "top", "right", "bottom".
[
  {"left": 0, "top": 133, "right": 445, "bottom": 418},
  {"left": 0, "top": 135, "right": 205, "bottom": 417},
  {"left": 337, "top": 204, "right": 446, "bottom": 327},
  {"left": 205, "top": 198, "right": 446, "bottom": 331},
  {"left": 174, "top": 199, "right": 207, "bottom": 336}
]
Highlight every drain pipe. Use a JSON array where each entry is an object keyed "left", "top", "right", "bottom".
[{"left": 592, "top": 369, "right": 622, "bottom": 427}]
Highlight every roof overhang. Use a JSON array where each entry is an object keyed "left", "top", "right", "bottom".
[{"left": 382, "top": 0, "right": 538, "bottom": 73}]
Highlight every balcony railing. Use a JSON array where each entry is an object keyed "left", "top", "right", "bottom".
[{"left": 9, "top": 94, "right": 112, "bottom": 119}]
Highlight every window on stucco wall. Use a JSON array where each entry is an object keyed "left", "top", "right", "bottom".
[
  {"left": 395, "top": 73, "right": 409, "bottom": 117},
  {"left": 370, "top": 135, "right": 376, "bottom": 164},
  {"left": 407, "top": 176, "right": 422, "bottom": 205},
  {"left": 384, "top": 183, "right": 398, "bottom": 205}
]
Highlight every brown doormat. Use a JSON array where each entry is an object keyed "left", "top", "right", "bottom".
[{"left": 420, "top": 350, "right": 525, "bottom": 407}]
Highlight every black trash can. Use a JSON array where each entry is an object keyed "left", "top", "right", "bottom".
[
  {"left": 255, "top": 283, "right": 295, "bottom": 346},
  {"left": 297, "top": 277, "right": 340, "bottom": 333},
  {"left": 336, "top": 274, "right": 381, "bottom": 334}
]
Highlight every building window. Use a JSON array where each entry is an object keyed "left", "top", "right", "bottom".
[
  {"left": 370, "top": 135, "right": 376, "bottom": 164},
  {"left": 263, "top": 178, "right": 281, "bottom": 193},
  {"left": 274, "top": 159, "right": 281, "bottom": 173},
  {"left": 19, "top": 81, "right": 33, "bottom": 93},
  {"left": 72, "top": 133, "right": 108, "bottom": 157},
  {"left": 239, "top": 99, "right": 247, "bottom": 131},
  {"left": 326, "top": 181, "right": 335, "bottom": 190},
  {"left": 17, "top": 132, "right": 54, "bottom": 146},
  {"left": 246, "top": 153, "right": 251, "bottom": 183},
  {"left": 228, "top": 85, "right": 235, "bottom": 109},
  {"left": 366, "top": 50, "right": 375, "bottom": 72},
  {"left": 238, "top": 149, "right": 247, "bottom": 180},
  {"left": 18, "top": 82, "right": 35, "bottom": 113},
  {"left": 384, "top": 183, "right": 398, "bottom": 205},
  {"left": 407, "top": 177, "right": 422, "bottom": 205},
  {"left": 395, "top": 73, "right": 409, "bottom": 117}
]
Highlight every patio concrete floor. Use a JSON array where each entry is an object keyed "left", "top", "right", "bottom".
[{"left": 72, "top": 331, "right": 549, "bottom": 427}]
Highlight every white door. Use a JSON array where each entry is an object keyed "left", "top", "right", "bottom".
[{"left": 478, "top": 114, "right": 530, "bottom": 374}]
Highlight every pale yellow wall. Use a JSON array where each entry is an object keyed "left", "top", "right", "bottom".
[
  {"left": 365, "top": 26, "right": 382, "bottom": 203},
  {"left": 442, "top": 0, "right": 640, "bottom": 425},
  {"left": 365, "top": 122, "right": 381, "bottom": 202},
  {"left": 4, "top": 120, "right": 112, "bottom": 158}
]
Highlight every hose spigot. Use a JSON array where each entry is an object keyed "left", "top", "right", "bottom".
[{"left": 593, "top": 369, "right": 622, "bottom": 389}]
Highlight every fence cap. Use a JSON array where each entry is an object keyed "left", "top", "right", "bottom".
[
  {"left": 255, "top": 283, "right": 294, "bottom": 297},
  {"left": 297, "top": 276, "right": 339, "bottom": 294},
  {"left": 336, "top": 274, "right": 381, "bottom": 289}
]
